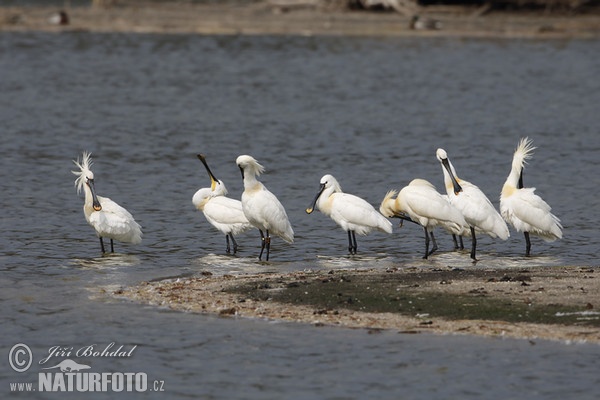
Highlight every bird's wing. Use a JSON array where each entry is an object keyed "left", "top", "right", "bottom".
[
  {"left": 204, "top": 197, "right": 251, "bottom": 226},
  {"left": 400, "top": 186, "right": 466, "bottom": 235},
  {"left": 90, "top": 196, "right": 142, "bottom": 242},
  {"left": 246, "top": 189, "right": 294, "bottom": 242},
  {"left": 331, "top": 193, "right": 389, "bottom": 234},
  {"left": 455, "top": 184, "right": 508, "bottom": 239},
  {"left": 404, "top": 187, "right": 453, "bottom": 221},
  {"left": 98, "top": 196, "right": 135, "bottom": 220},
  {"left": 503, "top": 188, "right": 562, "bottom": 239}
]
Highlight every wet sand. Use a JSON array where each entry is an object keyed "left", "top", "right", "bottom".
[
  {"left": 116, "top": 266, "right": 600, "bottom": 343},
  {"left": 1, "top": 2, "right": 600, "bottom": 38}
]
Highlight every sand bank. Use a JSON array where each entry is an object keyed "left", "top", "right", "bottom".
[{"left": 116, "top": 266, "right": 600, "bottom": 343}]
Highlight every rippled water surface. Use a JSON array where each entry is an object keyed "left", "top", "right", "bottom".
[{"left": 1, "top": 32, "right": 599, "bottom": 398}]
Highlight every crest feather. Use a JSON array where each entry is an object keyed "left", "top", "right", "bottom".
[
  {"left": 379, "top": 189, "right": 399, "bottom": 217},
  {"left": 72, "top": 151, "right": 94, "bottom": 194},
  {"left": 383, "top": 189, "right": 398, "bottom": 203},
  {"left": 236, "top": 155, "right": 265, "bottom": 176},
  {"left": 513, "top": 137, "right": 536, "bottom": 171}
]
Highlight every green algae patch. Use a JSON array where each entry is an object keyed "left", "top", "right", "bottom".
[{"left": 226, "top": 268, "right": 600, "bottom": 327}]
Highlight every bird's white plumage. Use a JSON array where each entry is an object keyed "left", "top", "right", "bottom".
[
  {"left": 87, "top": 195, "right": 142, "bottom": 243},
  {"left": 72, "top": 152, "right": 142, "bottom": 248},
  {"left": 380, "top": 179, "right": 468, "bottom": 236},
  {"left": 310, "top": 174, "right": 392, "bottom": 236},
  {"left": 72, "top": 150, "right": 94, "bottom": 195},
  {"left": 500, "top": 137, "right": 562, "bottom": 241},
  {"left": 436, "top": 148, "right": 509, "bottom": 240},
  {"left": 192, "top": 155, "right": 252, "bottom": 239},
  {"left": 236, "top": 155, "right": 294, "bottom": 243},
  {"left": 193, "top": 190, "right": 252, "bottom": 236}
]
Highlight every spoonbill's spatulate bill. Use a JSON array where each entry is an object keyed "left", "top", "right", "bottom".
[
  {"left": 306, "top": 174, "right": 392, "bottom": 255},
  {"left": 193, "top": 154, "right": 252, "bottom": 254},
  {"left": 236, "top": 155, "right": 294, "bottom": 261},
  {"left": 500, "top": 138, "right": 562, "bottom": 256},
  {"left": 380, "top": 179, "right": 468, "bottom": 259},
  {"left": 72, "top": 151, "right": 142, "bottom": 254},
  {"left": 436, "top": 148, "right": 509, "bottom": 261}
]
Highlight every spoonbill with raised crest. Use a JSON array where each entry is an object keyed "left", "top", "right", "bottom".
[
  {"left": 236, "top": 155, "right": 294, "bottom": 261},
  {"left": 436, "top": 148, "right": 509, "bottom": 261},
  {"left": 193, "top": 154, "right": 252, "bottom": 254},
  {"left": 500, "top": 137, "right": 562, "bottom": 256},
  {"left": 72, "top": 151, "right": 142, "bottom": 254},
  {"left": 380, "top": 179, "right": 469, "bottom": 259},
  {"left": 306, "top": 174, "right": 392, "bottom": 255}
]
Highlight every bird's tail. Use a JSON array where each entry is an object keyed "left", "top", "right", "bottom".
[
  {"left": 378, "top": 217, "right": 393, "bottom": 234},
  {"left": 280, "top": 227, "right": 294, "bottom": 244}
]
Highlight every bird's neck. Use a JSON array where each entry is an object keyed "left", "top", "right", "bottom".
[
  {"left": 504, "top": 163, "right": 522, "bottom": 190},
  {"left": 316, "top": 187, "right": 336, "bottom": 215},
  {"left": 442, "top": 167, "right": 455, "bottom": 195},
  {"left": 82, "top": 186, "right": 97, "bottom": 216},
  {"left": 83, "top": 185, "right": 94, "bottom": 206},
  {"left": 243, "top": 174, "right": 262, "bottom": 192}
]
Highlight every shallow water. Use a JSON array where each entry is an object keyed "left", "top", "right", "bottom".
[{"left": 1, "top": 32, "right": 599, "bottom": 398}]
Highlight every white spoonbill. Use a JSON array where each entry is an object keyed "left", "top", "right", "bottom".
[
  {"left": 306, "top": 174, "right": 392, "bottom": 255},
  {"left": 380, "top": 179, "right": 469, "bottom": 259},
  {"left": 236, "top": 155, "right": 294, "bottom": 261},
  {"left": 436, "top": 148, "right": 509, "bottom": 261},
  {"left": 500, "top": 137, "right": 562, "bottom": 256},
  {"left": 193, "top": 154, "right": 252, "bottom": 254},
  {"left": 72, "top": 151, "right": 142, "bottom": 254}
]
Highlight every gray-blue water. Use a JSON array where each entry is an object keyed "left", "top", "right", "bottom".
[{"left": 1, "top": 32, "right": 599, "bottom": 398}]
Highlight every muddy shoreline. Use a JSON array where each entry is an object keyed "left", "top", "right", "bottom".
[
  {"left": 2, "top": 2, "right": 600, "bottom": 38},
  {"left": 116, "top": 266, "right": 600, "bottom": 343}
]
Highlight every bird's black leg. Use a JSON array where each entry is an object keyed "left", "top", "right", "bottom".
[
  {"left": 470, "top": 226, "right": 478, "bottom": 262},
  {"left": 110, "top": 239, "right": 114, "bottom": 253},
  {"left": 347, "top": 231, "right": 358, "bottom": 254},
  {"left": 258, "top": 230, "right": 266, "bottom": 260},
  {"left": 452, "top": 234, "right": 459, "bottom": 250},
  {"left": 452, "top": 234, "right": 464, "bottom": 250},
  {"left": 99, "top": 237, "right": 106, "bottom": 254},
  {"left": 225, "top": 235, "right": 231, "bottom": 254},
  {"left": 428, "top": 231, "right": 438, "bottom": 256},
  {"left": 230, "top": 234, "right": 239, "bottom": 254},
  {"left": 265, "top": 230, "right": 271, "bottom": 261},
  {"left": 524, "top": 231, "right": 531, "bottom": 257},
  {"left": 423, "top": 227, "right": 430, "bottom": 259}
]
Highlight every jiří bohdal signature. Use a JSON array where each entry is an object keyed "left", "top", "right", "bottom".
[{"left": 39, "top": 342, "right": 138, "bottom": 365}]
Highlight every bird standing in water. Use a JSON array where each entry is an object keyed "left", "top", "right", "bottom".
[
  {"left": 436, "top": 148, "right": 509, "bottom": 261},
  {"left": 306, "top": 174, "right": 392, "bottom": 255},
  {"left": 500, "top": 137, "right": 562, "bottom": 256},
  {"left": 380, "top": 179, "right": 468, "bottom": 259},
  {"left": 72, "top": 151, "right": 142, "bottom": 254},
  {"left": 192, "top": 154, "right": 252, "bottom": 254},
  {"left": 236, "top": 155, "right": 294, "bottom": 261}
]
